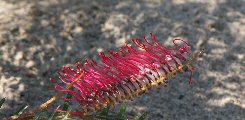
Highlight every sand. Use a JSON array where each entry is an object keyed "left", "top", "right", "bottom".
[{"left": 0, "top": 0, "right": 245, "bottom": 119}]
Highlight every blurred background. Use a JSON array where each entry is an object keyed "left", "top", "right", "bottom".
[{"left": 0, "top": 0, "right": 244, "bottom": 119}]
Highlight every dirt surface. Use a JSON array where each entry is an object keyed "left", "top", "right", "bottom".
[{"left": 0, "top": 0, "right": 245, "bottom": 119}]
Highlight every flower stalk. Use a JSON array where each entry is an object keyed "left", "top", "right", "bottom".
[{"left": 3, "top": 73, "right": 84, "bottom": 120}]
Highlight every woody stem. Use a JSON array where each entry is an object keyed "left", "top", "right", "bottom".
[{"left": 4, "top": 73, "right": 84, "bottom": 120}]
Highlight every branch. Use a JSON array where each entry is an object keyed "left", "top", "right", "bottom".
[{"left": 3, "top": 73, "right": 84, "bottom": 120}]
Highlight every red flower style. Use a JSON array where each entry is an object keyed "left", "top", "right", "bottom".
[{"left": 53, "top": 33, "right": 198, "bottom": 116}]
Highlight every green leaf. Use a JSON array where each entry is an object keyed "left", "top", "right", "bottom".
[
  {"left": 137, "top": 112, "right": 147, "bottom": 120},
  {"left": 61, "top": 109, "right": 71, "bottom": 120},
  {"left": 99, "top": 106, "right": 110, "bottom": 116},
  {"left": 94, "top": 115, "right": 116, "bottom": 120},
  {"left": 120, "top": 102, "right": 126, "bottom": 114},
  {"left": 15, "top": 105, "right": 28, "bottom": 115},
  {"left": 62, "top": 92, "right": 73, "bottom": 111},
  {"left": 118, "top": 102, "right": 126, "bottom": 119},
  {"left": 62, "top": 102, "right": 69, "bottom": 111},
  {"left": 34, "top": 113, "right": 41, "bottom": 120},
  {"left": 0, "top": 98, "right": 5, "bottom": 108},
  {"left": 49, "top": 105, "right": 61, "bottom": 120}
]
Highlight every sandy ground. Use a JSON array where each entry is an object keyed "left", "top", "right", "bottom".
[{"left": 0, "top": 0, "right": 245, "bottom": 119}]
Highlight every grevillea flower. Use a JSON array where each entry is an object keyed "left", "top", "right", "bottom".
[{"left": 52, "top": 33, "right": 202, "bottom": 117}]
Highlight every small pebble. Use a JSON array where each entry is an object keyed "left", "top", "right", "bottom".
[
  {"left": 237, "top": 54, "right": 244, "bottom": 60},
  {"left": 18, "top": 83, "right": 25, "bottom": 92},
  {"left": 73, "top": 26, "right": 83, "bottom": 33},
  {"left": 41, "top": 19, "right": 49, "bottom": 27},
  {"left": 26, "top": 61, "right": 35, "bottom": 68},
  {"left": 14, "top": 51, "right": 24, "bottom": 60}
]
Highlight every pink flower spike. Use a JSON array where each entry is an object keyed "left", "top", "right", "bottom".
[{"left": 51, "top": 33, "right": 202, "bottom": 117}]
